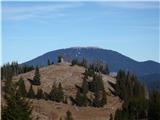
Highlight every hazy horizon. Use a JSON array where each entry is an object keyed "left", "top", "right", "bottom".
[{"left": 2, "top": 1, "right": 159, "bottom": 64}]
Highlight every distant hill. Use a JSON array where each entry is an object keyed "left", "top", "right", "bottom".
[
  {"left": 23, "top": 47, "right": 160, "bottom": 77},
  {"left": 140, "top": 73, "right": 160, "bottom": 91}
]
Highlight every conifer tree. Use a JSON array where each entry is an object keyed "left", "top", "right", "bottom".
[
  {"left": 44, "top": 92, "right": 49, "bottom": 100},
  {"left": 93, "top": 91, "right": 101, "bottom": 107},
  {"left": 81, "top": 58, "right": 87, "bottom": 67},
  {"left": 148, "top": 90, "right": 160, "bottom": 120},
  {"left": 50, "top": 83, "right": 57, "bottom": 100},
  {"left": 4, "top": 74, "right": 13, "bottom": 95},
  {"left": 17, "top": 77, "right": 27, "bottom": 97},
  {"left": 91, "top": 73, "right": 104, "bottom": 92},
  {"left": 71, "top": 59, "right": 79, "bottom": 66},
  {"left": 36, "top": 88, "right": 44, "bottom": 99},
  {"left": 75, "top": 89, "right": 88, "bottom": 106},
  {"left": 2, "top": 79, "right": 32, "bottom": 120},
  {"left": 65, "top": 110, "right": 73, "bottom": 120},
  {"left": 58, "top": 83, "right": 64, "bottom": 102},
  {"left": 58, "top": 56, "right": 63, "bottom": 63},
  {"left": 49, "top": 82, "right": 64, "bottom": 102},
  {"left": 101, "top": 90, "right": 107, "bottom": 106},
  {"left": 81, "top": 76, "right": 88, "bottom": 94},
  {"left": 27, "top": 85, "right": 35, "bottom": 99},
  {"left": 33, "top": 66, "right": 41, "bottom": 85},
  {"left": 114, "top": 70, "right": 148, "bottom": 120}
]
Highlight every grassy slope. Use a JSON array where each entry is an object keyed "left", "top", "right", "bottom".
[{"left": 12, "top": 63, "right": 122, "bottom": 120}]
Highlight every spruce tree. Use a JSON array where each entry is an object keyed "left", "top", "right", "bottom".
[
  {"left": 2, "top": 79, "right": 32, "bottom": 120},
  {"left": 17, "top": 77, "right": 27, "bottom": 97},
  {"left": 148, "top": 90, "right": 160, "bottom": 120},
  {"left": 91, "top": 73, "right": 104, "bottom": 92},
  {"left": 71, "top": 59, "right": 78, "bottom": 66},
  {"left": 114, "top": 70, "right": 149, "bottom": 120},
  {"left": 49, "top": 82, "right": 64, "bottom": 102},
  {"left": 27, "top": 85, "right": 35, "bottom": 99},
  {"left": 50, "top": 83, "right": 57, "bottom": 101},
  {"left": 81, "top": 76, "right": 88, "bottom": 94},
  {"left": 65, "top": 110, "right": 73, "bottom": 120},
  {"left": 93, "top": 91, "right": 101, "bottom": 107},
  {"left": 36, "top": 88, "right": 44, "bottom": 99},
  {"left": 75, "top": 89, "right": 88, "bottom": 106},
  {"left": 81, "top": 58, "right": 87, "bottom": 67},
  {"left": 58, "top": 83, "right": 64, "bottom": 102},
  {"left": 58, "top": 56, "right": 62, "bottom": 63},
  {"left": 33, "top": 66, "right": 41, "bottom": 85},
  {"left": 4, "top": 74, "right": 13, "bottom": 95},
  {"left": 101, "top": 90, "right": 107, "bottom": 106}
]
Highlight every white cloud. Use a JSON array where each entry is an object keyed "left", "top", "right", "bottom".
[{"left": 2, "top": 2, "right": 83, "bottom": 21}]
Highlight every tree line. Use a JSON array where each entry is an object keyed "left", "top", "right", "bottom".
[
  {"left": 1, "top": 61, "right": 34, "bottom": 81},
  {"left": 71, "top": 58, "right": 109, "bottom": 75},
  {"left": 112, "top": 70, "right": 160, "bottom": 120}
]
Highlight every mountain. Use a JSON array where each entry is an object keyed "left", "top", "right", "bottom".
[
  {"left": 11, "top": 63, "right": 121, "bottom": 119},
  {"left": 23, "top": 47, "right": 160, "bottom": 77},
  {"left": 140, "top": 73, "right": 160, "bottom": 91}
]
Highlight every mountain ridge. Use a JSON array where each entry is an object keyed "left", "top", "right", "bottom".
[{"left": 23, "top": 47, "right": 160, "bottom": 77}]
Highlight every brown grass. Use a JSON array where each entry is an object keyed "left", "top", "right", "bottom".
[{"left": 11, "top": 63, "right": 122, "bottom": 120}]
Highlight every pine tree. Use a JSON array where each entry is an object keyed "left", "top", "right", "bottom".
[
  {"left": 2, "top": 79, "right": 32, "bottom": 120},
  {"left": 148, "top": 90, "right": 160, "bottom": 120},
  {"left": 27, "top": 85, "right": 35, "bottom": 98},
  {"left": 4, "top": 74, "right": 13, "bottom": 95},
  {"left": 58, "top": 83, "right": 64, "bottom": 102},
  {"left": 81, "top": 58, "right": 87, "bottom": 67},
  {"left": 75, "top": 89, "right": 88, "bottom": 106},
  {"left": 81, "top": 76, "right": 88, "bottom": 94},
  {"left": 114, "top": 70, "right": 148, "bottom": 120},
  {"left": 91, "top": 73, "right": 104, "bottom": 92},
  {"left": 49, "top": 83, "right": 64, "bottom": 102},
  {"left": 36, "top": 88, "right": 44, "bottom": 99},
  {"left": 17, "top": 77, "right": 27, "bottom": 97},
  {"left": 58, "top": 56, "right": 63, "bottom": 63},
  {"left": 65, "top": 110, "right": 73, "bottom": 120},
  {"left": 44, "top": 92, "right": 49, "bottom": 100},
  {"left": 71, "top": 59, "right": 79, "bottom": 66},
  {"left": 33, "top": 66, "right": 41, "bottom": 85},
  {"left": 93, "top": 91, "right": 101, "bottom": 107},
  {"left": 101, "top": 90, "right": 107, "bottom": 106}
]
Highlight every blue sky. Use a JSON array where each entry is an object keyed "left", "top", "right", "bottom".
[{"left": 2, "top": 1, "right": 159, "bottom": 64}]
